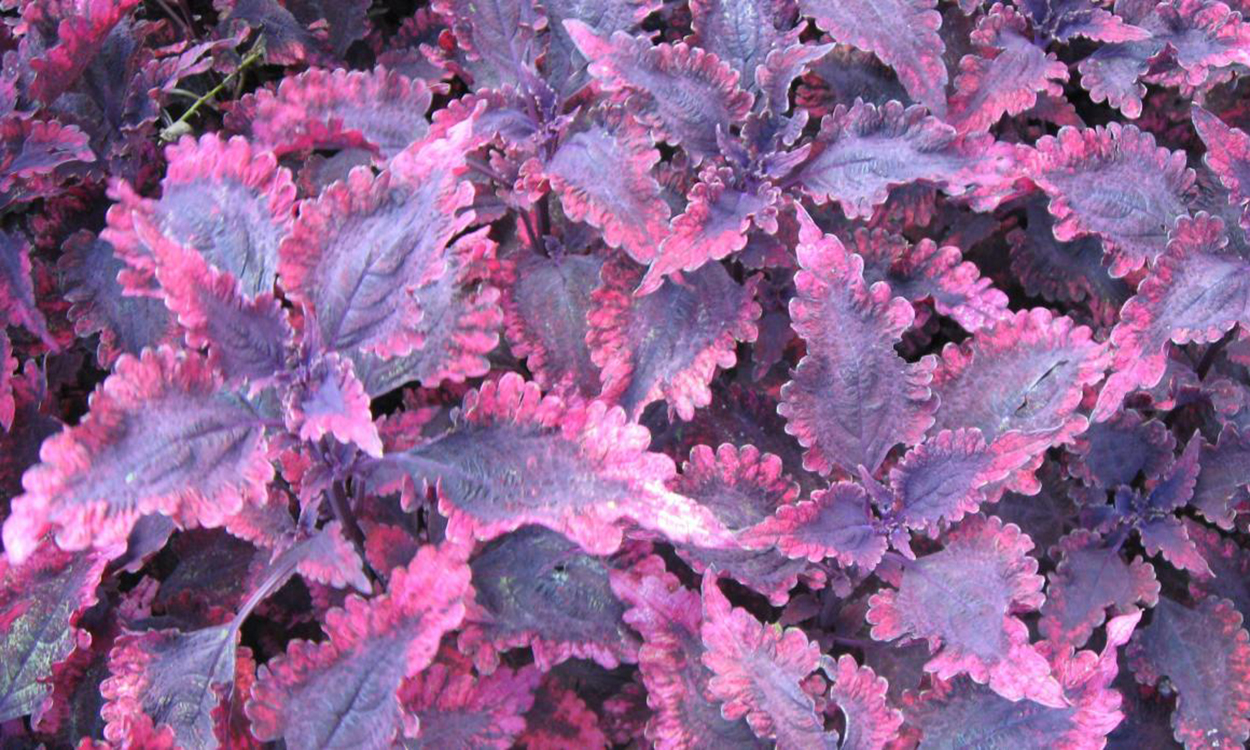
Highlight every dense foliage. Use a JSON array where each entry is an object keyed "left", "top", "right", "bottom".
[{"left": 2, "top": 0, "right": 1250, "bottom": 747}]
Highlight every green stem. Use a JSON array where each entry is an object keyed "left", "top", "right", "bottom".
[{"left": 160, "top": 36, "right": 266, "bottom": 142}]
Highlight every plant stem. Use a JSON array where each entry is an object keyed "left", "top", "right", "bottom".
[
  {"left": 329, "top": 479, "right": 380, "bottom": 586},
  {"left": 160, "top": 35, "right": 265, "bottom": 142}
]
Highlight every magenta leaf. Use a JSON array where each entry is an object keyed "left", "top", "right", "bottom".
[
  {"left": 675, "top": 544, "right": 814, "bottom": 606},
  {"left": 1, "top": 347, "right": 272, "bottom": 564},
  {"left": 0, "top": 229, "right": 53, "bottom": 346},
  {"left": 432, "top": 0, "right": 543, "bottom": 89},
  {"left": 778, "top": 207, "right": 936, "bottom": 476},
  {"left": 216, "top": 0, "right": 324, "bottom": 66},
  {"left": 278, "top": 120, "right": 478, "bottom": 358},
  {"left": 398, "top": 658, "right": 541, "bottom": 749},
  {"left": 798, "top": 0, "right": 948, "bottom": 116},
  {"left": 745, "top": 482, "right": 888, "bottom": 569},
  {"left": 851, "top": 227, "right": 1010, "bottom": 333},
  {"left": 886, "top": 428, "right": 1009, "bottom": 533},
  {"left": 867, "top": 515, "right": 1064, "bottom": 706},
  {"left": 931, "top": 308, "right": 1110, "bottom": 471},
  {"left": 103, "top": 133, "right": 296, "bottom": 298},
  {"left": 1128, "top": 596, "right": 1250, "bottom": 749},
  {"left": 610, "top": 558, "right": 766, "bottom": 748},
  {"left": 947, "top": 4, "right": 1069, "bottom": 134},
  {"left": 284, "top": 353, "right": 382, "bottom": 457},
  {"left": 1039, "top": 530, "right": 1159, "bottom": 648},
  {"left": 234, "top": 66, "right": 435, "bottom": 159},
  {"left": 519, "top": 673, "right": 610, "bottom": 749},
  {"left": 1193, "top": 105, "right": 1250, "bottom": 232},
  {"left": 245, "top": 543, "right": 471, "bottom": 749},
  {"left": 700, "top": 575, "right": 834, "bottom": 747},
  {"left": 26, "top": 0, "right": 141, "bottom": 104},
  {"left": 539, "top": 117, "right": 671, "bottom": 265},
  {"left": 1093, "top": 213, "right": 1250, "bottom": 421},
  {"left": 350, "top": 232, "right": 502, "bottom": 396},
  {"left": 672, "top": 444, "right": 798, "bottom": 533},
  {"left": 565, "top": 20, "right": 754, "bottom": 161},
  {"left": 0, "top": 542, "right": 110, "bottom": 722},
  {"left": 0, "top": 117, "right": 95, "bottom": 210},
  {"left": 1192, "top": 425, "right": 1250, "bottom": 530},
  {"left": 589, "top": 255, "right": 760, "bottom": 421},
  {"left": 0, "top": 332, "right": 13, "bottom": 431},
  {"left": 638, "top": 167, "right": 772, "bottom": 294},
  {"left": 100, "top": 624, "right": 241, "bottom": 749},
  {"left": 367, "top": 373, "right": 731, "bottom": 555},
  {"left": 133, "top": 215, "right": 291, "bottom": 387},
  {"left": 824, "top": 655, "right": 903, "bottom": 750},
  {"left": 457, "top": 526, "right": 639, "bottom": 673},
  {"left": 795, "top": 100, "right": 1017, "bottom": 219},
  {"left": 1025, "top": 123, "right": 1195, "bottom": 277},
  {"left": 499, "top": 251, "right": 603, "bottom": 399},
  {"left": 59, "top": 231, "right": 179, "bottom": 368}
]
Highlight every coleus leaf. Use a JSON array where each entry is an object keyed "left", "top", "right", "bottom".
[
  {"left": 245, "top": 543, "right": 471, "bottom": 749},
  {"left": 1078, "top": 0, "right": 1250, "bottom": 119},
  {"left": 59, "top": 231, "right": 178, "bottom": 368},
  {"left": 103, "top": 133, "right": 297, "bottom": 298},
  {"left": 589, "top": 254, "right": 760, "bottom": 421},
  {"left": 432, "top": 0, "right": 543, "bottom": 89},
  {"left": 398, "top": 657, "right": 541, "bottom": 749},
  {"left": 824, "top": 655, "right": 903, "bottom": 750},
  {"left": 1038, "top": 530, "right": 1160, "bottom": 648},
  {"left": 689, "top": 0, "right": 795, "bottom": 86},
  {"left": 216, "top": 0, "right": 325, "bottom": 66},
  {"left": 0, "top": 542, "right": 111, "bottom": 722},
  {"left": 794, "top": 100, "right": 1018, "bottom": 220},
  {"left": 283, "top": 352, "right": 382, "bottom": 457},
  {"left": 0, "top": 331, "right": 13, "bottom": 431},
  {"left": 99, "top": 624, "right": 245, "bottom": 749},
  {"left": 564, "top": 20, "right": 754, "bottom": 161},
  {"left": 675, "top": 543, "right": 815, "bottom": 606},
  {"left": 700, "top": 574, "right": 834, "bottom": 748},
  {"left": 851, "top": 227, "right": 1010, "bottom": 333},
  {"left": 350, "top": 232, "right": 502, "bottom": 397},
  {"left": 537, "top": 116, "right": 671, "bottom": 265},
  {"left": 0, "top": 228, "right": 53, "bottom": 346},
  {"left": 0, "top": 116, "right": 95, "bottom": 211},
  {"left": 1128, "top": 595, "right": 1250, "bottom": 749},
  {"left": 672, "top": 443, "right": 798, "bottom": 534},
  {"left": 26, "top": 0, "right": 141, "bottom": 104},
  {"left": 638, "top": 166, "right": 773, "bottom": 294},
  {"left": 519, "top": 672, "right": 610, "bottom": 749},
  {"left": 1192, "top": 105, "right": 1250, "bottom": 233},
  {"left": 947, "top": 4, "right": 1070, "bottom": 134},
  {"left": 1, "top": 347, "right": 272, "bottom": 564},
  {"left": 610, "top": 557, "right": 766, "bottom": 749},
  {"left": 1021, "top": 0, "right": 1153, "bottom": 42},
  {"left": 1192, "top": 424, "right": 1250, "bottom": 530},
  {"left": 278, "top": 118, "right": 478, "bottom": 358},
  {"left": 1066, "top": 410, "right": 1176, "bottom": 490},
  {"left": 233, "top": 66, "right": 436, "bottom": 159},
  {"left": 884, "top": 428, "right": 1015, "bottom": 534},
  {"left": 1187, "top": 520, "right": 1250, "bottom": 623},
  {"left": 930, "top": 308, "right": 1110, "bottom": 470},
  {"left": 797, "top": 0, "right": 948, "bottom": 116},
  {"left": 499, "top": 251, "right": 603, "bottom": 399},
  {"left": 1135, "top": 438, "right": 1212, "bottom": 576},
  {"left": 1025, "top": 123, "right": 1195, "bottom": 277},
  {"left": 457, "top": 526, "right": 639, "bottom": 673},
  {"left": 744, "top": 482, "right": 889, "bottom": 569},
  {"left": 867, "top": 515, "right": 1065, "bottom": 706},
  {"left": 778, "top": 206, "right": 937, "bottom": 476},
  {"left": 366, "top": 373, "right": 733, "bottom": 555},
  {"left": 131, "top": 214, "right": 291, "bottom": 387},
  {"left": 905, "top": 610, "right": 1141, "bottom": 748},
  {"left": 542, "top": 0, "right": 658, "bottom": 99},
  {"left": 1093, "top": 213, "right": 1250, "bottom": 421}
]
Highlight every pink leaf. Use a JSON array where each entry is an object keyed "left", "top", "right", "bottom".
[
  {"left": 867, "top": 515, "right": 1064, "bottom": 706},
  {"left": 1093, "top": 213, "right": 1250, "bottom": 420},
  {"left": 233, "top": 66, "right": 436, "bottom": 159},
  {"left": 278, "top": 119, "right": 478, "bottom": 358},
  {"left": 798, "top": 0, "right": 948, "bottom": 116},
  {"left": 565, "top": 20, "right": 754, "bottom": 161},
  {"left": 1039, "top": 530, "right": 1159, "bottom": 647},
  {"left": 2, "top": 347, "right": 272, "bottom": 564},
  {"left": 399, "top": 658, "right": 541, "bottom": 749},
  {"left": 744, "top": 482, "right": 888, "bottom": 569},
  {"left": 589, "top": 255, "right": 760, "bottom": 421},
  {"left": 284, "top": 353, "right": 382, "bottom": 457},
  {"left": 1128, "top": 596, "right": 1250, "bottom": 749},
  {"left": 1026, "top": 123, "right": 1195, "bottom": 277},
  {"left": 700, "top": 575, "right": 834, "bottom": 747},
  {"left": 778, "top": 206, "right": 936, "bottom": 476},
  {"left": 1193, "top": 105, "right": 1250, "bottom": 232},
  {"left": 824, "top": 655, "right": 903, "bottom": 750},
  {"left": 245, "top": 543, "right": 471, "bottom": 749}
]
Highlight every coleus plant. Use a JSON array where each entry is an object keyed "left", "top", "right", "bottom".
[{"left": 2, "top": 0, "right": 1250, "bottom": 748}]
